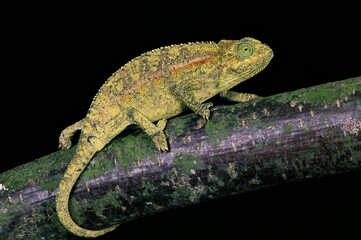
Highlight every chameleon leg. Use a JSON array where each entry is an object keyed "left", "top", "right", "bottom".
[
  {"left": 129, "top": 108, "right": 168, "bottom": 151},
  {"left": 169, "top": 82, "right": 213, "bottom": 120},
  {"left": 219, "top": 91, "right": 258, "bottom": 102},
  {"left": 59, "top": 119, "right": 85, "bottom": 149}
]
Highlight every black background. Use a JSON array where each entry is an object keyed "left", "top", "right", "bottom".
[{"left": 2, "top": 1, "right": 361, "bottom": 239}]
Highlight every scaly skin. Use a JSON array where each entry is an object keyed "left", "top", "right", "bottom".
[{"left": 56, "top": 37, "right": 273, "bottom": 237}]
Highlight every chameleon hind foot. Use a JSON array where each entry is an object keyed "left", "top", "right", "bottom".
[
  {"left": 156, "top": 118, "right": 167, "bottom": 131},
  {"left": 58, "top": 119, "right": 85, "bottom": 149},
  {"left": 129, "top": 108, "right": 169, "bottom": 151},
  {"left": 152, "top": 119, "right": 168, "bottom": 152},
  {"left": 152, "top": 132, "right": 168, "bottom": 152},
  {"left": 59, "top": 132, "right": 72, "bottom": 150}
]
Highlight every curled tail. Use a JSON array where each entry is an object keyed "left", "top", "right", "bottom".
[{"left": 56, "top": 138, "right": 119, "bottom": 237}]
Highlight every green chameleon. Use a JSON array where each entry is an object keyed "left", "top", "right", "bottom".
[{"left": 56, "top": 37, "right": 273, "bottom": 237}]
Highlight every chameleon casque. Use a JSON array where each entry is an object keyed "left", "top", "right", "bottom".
[{"left": 56, "top": 37, "right": 273, "bottom": 237}]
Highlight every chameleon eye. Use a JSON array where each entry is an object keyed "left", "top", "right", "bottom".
[{"left": 236, "top": 42, "right": 254, "bottom": 58}]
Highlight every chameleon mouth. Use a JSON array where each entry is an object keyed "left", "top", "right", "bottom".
[
  {"left": 254, "top": 55, "right": 273, "bottom": 75},
  {"left": 219, "top": 50, "right": 273, "bottom": 90},
  {"left": 248, "top": 49, "right": 274, "bottom": 77}
]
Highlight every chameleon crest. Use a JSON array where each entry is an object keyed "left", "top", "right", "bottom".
[{"left": 56, "top": 37, "right": 273, "bottom": 237}]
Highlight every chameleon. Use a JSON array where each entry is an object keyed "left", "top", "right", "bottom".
[{"left": 55, "top": 37, "right": 273, "bottom": 237}]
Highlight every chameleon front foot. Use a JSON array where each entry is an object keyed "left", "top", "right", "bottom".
[{"left": 196, "top": 102, "right": 213, "bottom": 121}]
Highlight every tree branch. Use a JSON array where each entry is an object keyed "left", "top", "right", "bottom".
[{"left": 1, "top": 76, "right": 361, "bottom": 239}]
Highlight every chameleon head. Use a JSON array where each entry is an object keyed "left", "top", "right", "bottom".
[{"left": 218, "top": 37, "right": 273, "bottom": 90}]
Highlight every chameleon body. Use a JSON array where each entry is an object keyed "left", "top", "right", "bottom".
[{"left": 56, "top": 37, "right": 273, "bottom": 237}]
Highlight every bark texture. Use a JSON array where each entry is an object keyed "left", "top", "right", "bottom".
[{"left": 1, "top": 76, "right": 361, "bottom": 239}]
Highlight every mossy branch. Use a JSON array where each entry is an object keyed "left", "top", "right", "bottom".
[{"left": 2, "top": 76, "right": 361, "bottom": 239}]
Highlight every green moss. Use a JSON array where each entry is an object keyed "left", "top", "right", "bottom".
[
  {"left": 226, "top": 164, "right": 238, "bottom": 180},
  {"left": 69, "top": 190, "right": 122, "bottom": 228},
  {"left": 141, "top": 177, "right": 157, "bottom": 196},
  {"left": 74, "top": 130, "right": 159, "bottom": 182},
  {"left": 304, "top": 123, "right": 312, "bottom": 134},
  {"left": 0, "top": 148, "right": 75, "bottom": 192},
  {"left": 188, "top": 185, "right": 207, "bottom": 203},
  {"left": 93, "top": 191, "right": 121, "bottom": 221},
  {"left": 344, "top": 133, "right": 351, "bottom": 146},
  {"left": 267, "top": 76, "right": 361, "bottom": 106},
  {"left": 0, "top": 211, "right": 6, "bottom": 223},
  {"left": 208, "top": 174, "right": 225, "bottom": 187},
  {"left": 0, "top": 201, "right": 29, "bottom": 238},
  {"left": 109, "top": 131, "right": 157, "bottom": 172},
  {"left": 173, "top": 185, "right": 190, "bottom": 200},
  {"left": 77, "top": 153, "right": 116, "bottom": 184},
  {"left": 164, "top": 114, "right": 190, "bottom": 138},
  {"left": 306, "top": 151, "right": 315, "bottom": 160},
  {"left": 342, "top": 132, "right": 361, "bottom": 164},
  {"left": 255, "top": 141, "right": 265, "bottom": 150},
  {"left": 283, "top": 123, "right": 293, "bottom": 133},
  {"left": 204, "top": 119, "right": 227, "bottom": 143},
  {"left": 173, "top": 153, "right": 203, "bottom": 175},
  {"left": 42, "top": 174, "right": 62, "bottom": 192},
  {"left": 204, "top": 112, "right": 239, "bottom": 143}
]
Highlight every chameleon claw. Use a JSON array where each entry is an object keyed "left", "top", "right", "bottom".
[
  {"left": 58, "top": 131, "right": 73, "bottom": 150},
  {"left": 152, "top": 132, "right": 169, "bottom": 152},
  {"left": 58, "top": 138, "right": 72, "bottom": 150},
  {"left": 159, "top": 146, "right": 169, "bottom": 152},
  {"left": 197, "top": 102, "right": 212, "bottom": 121}
]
